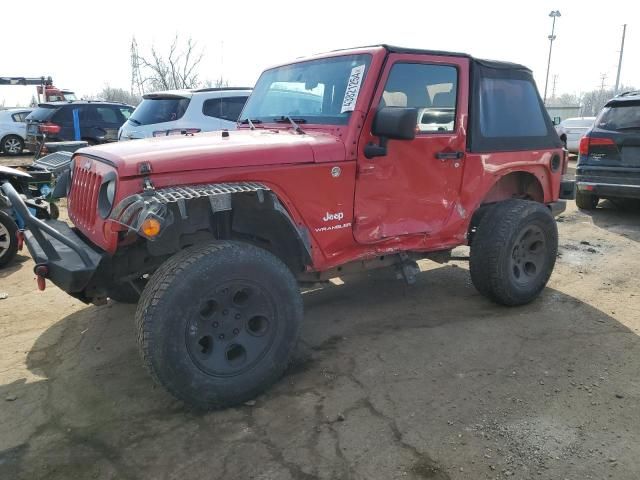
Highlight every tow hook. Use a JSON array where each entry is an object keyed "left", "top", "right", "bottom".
[
  {"left": 16, "top": 230, "right": 24, "bottom": 251},
  {"left": 34, "top": 264, "right": 49, "bottom": 291}
]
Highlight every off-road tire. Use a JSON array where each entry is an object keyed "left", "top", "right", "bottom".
[
  {"left": 136, "top": 241, "right": 303, "bottom": 409},
  {"left": 0, "top": 211, "right": 19, "bottom": 269},
  {"left": 469, "top": 200, "right": 558, "bottom": 306},
  {"left": 575, "top": 191, "right": 599, "bottom": 210}
]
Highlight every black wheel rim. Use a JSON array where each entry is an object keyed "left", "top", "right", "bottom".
[
  {"left": 509, "top": 225, "right": 546, "bottom": 287},
  {"left": 185, "top": 280, "right": 277, "bottom": 377}
]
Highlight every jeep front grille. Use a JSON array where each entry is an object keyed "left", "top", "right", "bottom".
[{"left": 69, "top": 165, "right": 102, "bottom": 229}]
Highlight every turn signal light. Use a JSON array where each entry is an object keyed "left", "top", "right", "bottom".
[{"left": 141, "top": 218, "right": 161, "bottom": 237}]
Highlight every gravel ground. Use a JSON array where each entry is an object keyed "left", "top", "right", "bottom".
[{"left": 1, "top": 154, "right": 639, "bottom": 479}]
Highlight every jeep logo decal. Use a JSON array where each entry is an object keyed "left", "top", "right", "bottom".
[{"left": 323, "top": 212, "right": 344, "bottom": 222}]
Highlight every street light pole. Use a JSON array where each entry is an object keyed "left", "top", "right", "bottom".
[{"left": 543, "top": 10, "right": 561, "bottom": 105}]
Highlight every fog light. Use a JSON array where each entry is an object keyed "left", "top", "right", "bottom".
[{"left": 141, "top": 218, "right": 161, "bottom": 237}]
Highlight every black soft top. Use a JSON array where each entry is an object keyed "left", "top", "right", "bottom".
[
  {"left": 379, "top": 45, "right": 560, "bottom": 152},
  {"left": 383, "top": 45, "right": 530, "bottom": 72}
]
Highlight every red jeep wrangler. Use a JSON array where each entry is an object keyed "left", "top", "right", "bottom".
[{"left": 3, "top": 45, "right": 574, "bottom": 408}]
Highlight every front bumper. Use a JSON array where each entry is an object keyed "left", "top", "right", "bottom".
[{"left": 0, "top": 181, "right": 103, "bottom": 293}]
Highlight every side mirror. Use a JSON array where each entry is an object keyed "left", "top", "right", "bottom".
[
  {"left": 553, "top": 116, "right": 561, "bottom": 126},
  {"left": 364, "top": 107, "right": 417, "bottom": 159}
]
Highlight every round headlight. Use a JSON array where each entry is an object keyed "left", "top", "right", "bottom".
[
  {"left": 98, "top": 179, "right": 116, "bottom": 218},
  {"left": 106, "top": 180, "right": 116, "bottom": 204}
]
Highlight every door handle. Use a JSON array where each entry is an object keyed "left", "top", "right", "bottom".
[{"left": 435, "top": 151, "right": 464, "bottom": 160}]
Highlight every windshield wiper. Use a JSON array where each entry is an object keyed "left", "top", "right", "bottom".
[
  {"left": 239, "top": 118, "right": 262, "bottom": 130},
  {"left": 274, "top": 115, "right": 306, "bottom": 134},
  {"left": 128, "top": 118, "right": 141, "bottom": 126}
]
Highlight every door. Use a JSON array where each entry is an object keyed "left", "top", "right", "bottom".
[{"left": 353, "top": 54, "right": 469, "bottom": 244}]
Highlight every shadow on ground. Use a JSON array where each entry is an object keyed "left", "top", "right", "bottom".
[
  {"left": 0, "top": 253, "right": 29, "bottom": 280},
  {"left": 1, "top": 265, "right": 639, "bottom": 479},
  {"left": 578, "top": 200, "right": 640, "bottom": 242}
]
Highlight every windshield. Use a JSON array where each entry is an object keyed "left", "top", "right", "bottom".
[
  {"left": 129, "top": 97, "right": 191, "bottom": 126},
  {"left": 25, "top": 105, "right": 57, "bottom": 122},
  {"left": 597, "top": 103, "right": 640, "bottom": 131},
  {"left": 240, "top": 54, "right": 372, "bottom": 125}
]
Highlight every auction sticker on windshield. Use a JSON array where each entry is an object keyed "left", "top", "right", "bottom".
[{"left": 341, "top": 65, "right": 366, "bottom": 113}]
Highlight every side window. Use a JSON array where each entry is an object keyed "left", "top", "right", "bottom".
[
  {"left": 479, "top": 78, "right": 548, "bottom": 137},
  {"left": 52, "top": 107, "right": 73, "bottom": 124},
  {"left": 119, "top": 107, "right": 133, "bottom": 120},
  {"left": 382, "top": 63, "right": 458, "bottom": 133},
  {"left": 203, "top": 97, "right": 248, "bottom": 122},
  {"left": 12, "top": 112, "right": 28, "bottom": 122},
  {"left": 95, "top": 106, "right": 119, "bottom": 124}
]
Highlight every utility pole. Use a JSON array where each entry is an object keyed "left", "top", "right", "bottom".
[
  {"left": 614, "top": 24, "right": 627, "bottom": 94},
  {"left": 551, "top": 74, "right": 558, "bottom": 100},
  {"left": 543, "top": 10, "right": 561, "bottom": 105},
  {"left": 600, "top": 73, "right": 607, "bottom": 93}
]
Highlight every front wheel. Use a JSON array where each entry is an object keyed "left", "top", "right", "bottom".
[
  {"left": 136, "top": 241, "right": 302, "bottom": 409},
  {"left": 469, "top": 200, "right": 558, "bottom": 306},
  {"left": 0, "top": 211, "right": 19, "bottom": 268}
]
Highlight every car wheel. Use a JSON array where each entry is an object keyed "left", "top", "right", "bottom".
[
  {"left": 0, "top": 211, "right": 19, "bottom": 269},
  {"left": 470, "top": 200, "right": 558, "bottom": 306},
  {"left": 1, "top": 135, "right": 24, "bottom": 156},
  {"left": 136, "top": 241, "right": 303, "bottom": 409},
  {"left": 575, "top": 191, "right": 599, "bottom": 210}
]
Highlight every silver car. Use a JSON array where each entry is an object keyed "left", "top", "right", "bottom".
[
  {"left": 555, "top": 117, "right": 595, "bottom": 153},
  {"left": 118, "top": 88, "right": 251, "bottom": 140},
  {"left": 0, "top": 108, "right": 32, "bottom": 155}
]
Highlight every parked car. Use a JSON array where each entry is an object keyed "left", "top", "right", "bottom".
[
  {"left": 555, "top": 116, "right": 596, "bottom": 153},
  {"left": 575, "top": 91, "right": 640, "bottom": 209},
  {"left": 4, "top": 44, "right": 573, "bottom": 409},
  {"left": 0, "top": 108, "right": 32, "bottom": 155},
  {"left": 118, "top": 87, "right": 251, "bottom": 140},
  {"left": 24, "top": 101, "right": 134, "bottom": 152}
]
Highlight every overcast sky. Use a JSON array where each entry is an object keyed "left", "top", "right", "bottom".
[{"left": 1, "top": 0, "right": 637, "bottom": 107}]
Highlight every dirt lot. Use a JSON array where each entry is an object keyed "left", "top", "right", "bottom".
[{"left": 1, "top": 153, "right": 640, "bottom": 479}]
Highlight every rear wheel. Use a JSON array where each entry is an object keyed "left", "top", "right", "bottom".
[
  {"left": 576, "top": 191, "right": 599, "bottom": 210},
  {"left": 0, "top": 211, "right": 19, "bottom": 269},
  {"left": 470, "top": 200, "right": 558, "bottom": 306},
  {"left": 136, "top": 241, "right": 302, "bottom": 409},
  {"left": 1, "top": 135, "right": 24, "bottom": 156}
]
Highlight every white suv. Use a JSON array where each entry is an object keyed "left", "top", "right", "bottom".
[
  {"left": 0, "top": 108, "right": 32, "bottom": 155},
  {"left": 118, "top": 87, "right": 251, "bottom": 140}
]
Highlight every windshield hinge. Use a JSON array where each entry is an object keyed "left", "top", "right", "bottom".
[{"left": 142, "top": 177, "right": 155, "bottom": 194}]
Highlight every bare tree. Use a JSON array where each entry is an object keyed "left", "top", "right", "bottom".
[
  {"left": 94, "top": 85, "right": 141, "bottom": 106},
  {"left": 580, "top": 84, "right": 636, "bottom": 116},
  {"left": 133, "top": 35, "right": 205, "bottom": 92},
  {"left": 202, "top": 77, "right": 230, "bottom": 89}
]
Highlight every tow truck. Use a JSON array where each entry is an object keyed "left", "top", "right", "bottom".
[{"left": 0, "top": 76, "right": 76, "bottom": 103}]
